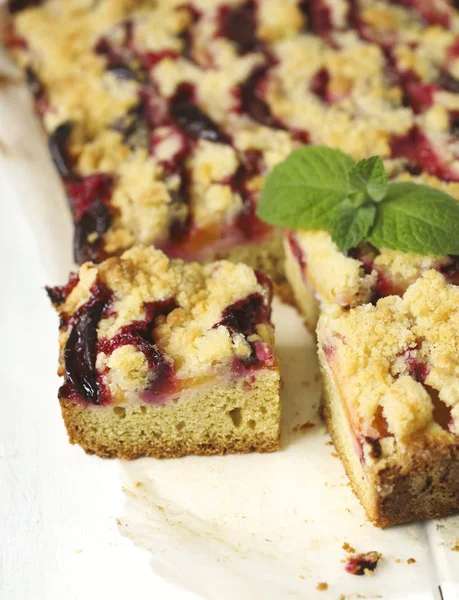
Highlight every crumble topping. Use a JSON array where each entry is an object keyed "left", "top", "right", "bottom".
[
  {"left": 318, "top": 270, "right": 459, "bottom": 452},
  {"left": 49, "top": 247, "right": 276, "bottom": 405}
]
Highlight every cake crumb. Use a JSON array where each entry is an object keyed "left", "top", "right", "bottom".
[
  {"left": 451, "top": 541, "right": 459, "bottom": 551},
  {"left": 326, "top": 441, "right": 334, "bottom": 446},
  {"left": 316, "top": 582, "right": 328, "bottom": 591},
  {"left": 407, "top": 558, "right": 416, "bottom": 564},
  {"left": 331, "top": 452, "right": 339, "bottom": 458},
  {"left": 134, "top": 481, "right": 142, "bottom": 488},
  {"left": 342, "top": 542, "right": 355, "bottom": 553},
  {"left": 345, "top": 551, "right": 382, "bottom": 575},
  {"left": 292, "top": 421, "right": 315, "bottom": 432}
]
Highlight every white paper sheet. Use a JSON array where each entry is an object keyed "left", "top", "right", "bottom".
[{"left": 1, "top": 48, "right": 458, "bottom": 600}]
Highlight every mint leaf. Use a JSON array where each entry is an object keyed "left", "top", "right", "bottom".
[
  {"left": 257, "top": 146, "right": 355, "bottom": 229},
  {"left": 369, "top": 182, "right": 459, "bottom": 255},
  {"left": 349, "top": 156, "right": 387, "bottom": 202},
  {"left": 330, "top": 201, "right": 376, "bottom": 251}
]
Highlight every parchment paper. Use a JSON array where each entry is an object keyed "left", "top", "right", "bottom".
[{"left": 1, "top": 48, "right": 458, "bottom": 600}]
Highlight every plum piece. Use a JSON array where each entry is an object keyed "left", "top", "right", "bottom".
[
  {"left": 218, "top": 1, "right": 259, "bottom": 55},
  {"left": 73, "top": 200, "right": 111, "bottom": 264},
  {"left": 97, "top": 298, "right": 178, "bottom": 400},
  {"left": 60, "top": 284, "right": 111, "bottom": 404},
  {"left": 48, "top": 122, "right": 74, "bottom": 179},
  {"left": 217, "top": 293, "right": 270, "bottom": 337},
  {"left": 345, "top": 552, "right": 382, "bottom": 575},
  {"left": 170, "top": 85, "right": 228, "bottom": 143},
  {"left": 240, "top": 66, "right": 280, "bottom": 128}
]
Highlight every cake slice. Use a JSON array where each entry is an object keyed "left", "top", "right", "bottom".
[
  {"left": 285, "top": 176, "right": 459, "bottom": 329},
  {"left": 317, "top": 270, "right": 459, "bottom": 527},
  {"left": 46, "top": 246, "right": 280, "bottom": 459}
]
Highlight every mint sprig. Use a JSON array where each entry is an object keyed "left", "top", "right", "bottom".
[{"left": 257, "top": 146, "right": 459, "bottom": 256}]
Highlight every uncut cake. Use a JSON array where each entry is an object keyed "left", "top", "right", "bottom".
[
  {"left": 317, "top": 270, "right": 459, "bottom": 527},
  {"left": 6, "top": 0, "right": 459, "bottom": 282},
  {"left": 46, "top": 246, "right": 280, "bottom": 459}
]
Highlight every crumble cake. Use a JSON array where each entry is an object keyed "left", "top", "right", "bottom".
[
  {"left": 317, "top": 270, "right": 459, "bottom": 527},
  {"left": 6, "top": 0, "right": 459, "bottom": 281},
  {"left": 285, "top": 174, "right": 459, "bottom": 329},
  {"left": 46, "top": 246, "right": 280, "bottom": 459}
]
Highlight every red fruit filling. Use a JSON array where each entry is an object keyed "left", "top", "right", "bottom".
[
  {"left": 170, "top": 83, "right": 228, "bottom": 144},
  {"left": 97, "top": 298, "right": 178, "bottom": 403},
  {"left": 46, "top": 272, "right": 80, "bottom": 306},
  {"left": 391, "top": 126, "right": 459, "bottom": 181},
  {"left": 238, "top": 66, "right": 281, "bottom": 128},
  {"left": 398, "top": 70, "right": 438, "bottom": 114},
  {"left": 217, "top": 1, "right": 259, "bottom": 55},
  {"left": 345, "top": 552, "right": 381, "bottom": 575},
  {"left": 299, "top": 0, "right": 333, "bottom": 37},
  {"left": 66, "top": 174, "right": 114, "bottom": 263},
  {"left": 215, "top": 292, "right": 273, "bottom": 371},
  {"left": 401, "top": 347, "right": 430, "bottom": 383},
  {"left": 310, "top": 68, "right": 331, "bottom": 102},
  {"left": 58, "top": 282, "right": 112, "bottom": 404}
]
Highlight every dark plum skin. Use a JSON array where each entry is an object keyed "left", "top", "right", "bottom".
[
  {"left": 7, "top": 0, "right": 44, "bottom": 13},
  {"left": 170, "top": 85, "right": 228, "bottom": 144},
  {"left": 60, "top": 284, "right": 111, "bottom": 404},
  {"left": 218, "top": 1, "right": 259, "bottom": 55},
  {"left": 48, "top": 121, "right": 74, "bottom": 179},
  {"left": 73, "top": 200, "right": 111, "bottom": 264},
  {"left": 113, "top": 101, "right": 151, "bottom": 150},
  {"left": 217, "top": 293, "right": 269, "bottom": 337},
  {"left": 240, "top": 67, "right": 279, "bottom": 128}
]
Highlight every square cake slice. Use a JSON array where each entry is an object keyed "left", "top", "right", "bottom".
[
  {"left": 46, "top": 246, "right": 280, "bottom": 459},
  {"left": 285, "top": 175, "right": 459, "bottom": 329},
  {"left": 317, "top": 270, "right": 459, "bottom": 527}
]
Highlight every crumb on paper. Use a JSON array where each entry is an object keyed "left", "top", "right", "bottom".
[
  {"left": 331, "top": 452, "right": 339, "bottom": 458},
  {"left": 134, "top": 481, "right": 142, "bottom": 488},
  {"left": 299, "top": 575, "right": 305, "bottom": 580},
  {"left": 316, "top": 582, "right": 328, "bottom": 591},
  {"left": 302, "top": 380, "right": 310, "bottom": 387},
  {"left": 451, "top": 541, "right": 459, "bottom": 552},
  {"left": 345, "top": 551, "right": 382, "bottom": 575},
  {"left": 326, "top": 441, "right": 334, "bottom": 446},
  {"left": 407, "top": 558, "right": 416, "bottom": 564},
  {"left": 343, "top": 542, "right": 356, "bottom": 554},
  {"left": 292, "top": 421, "right": 316, "bottom": 432}
]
